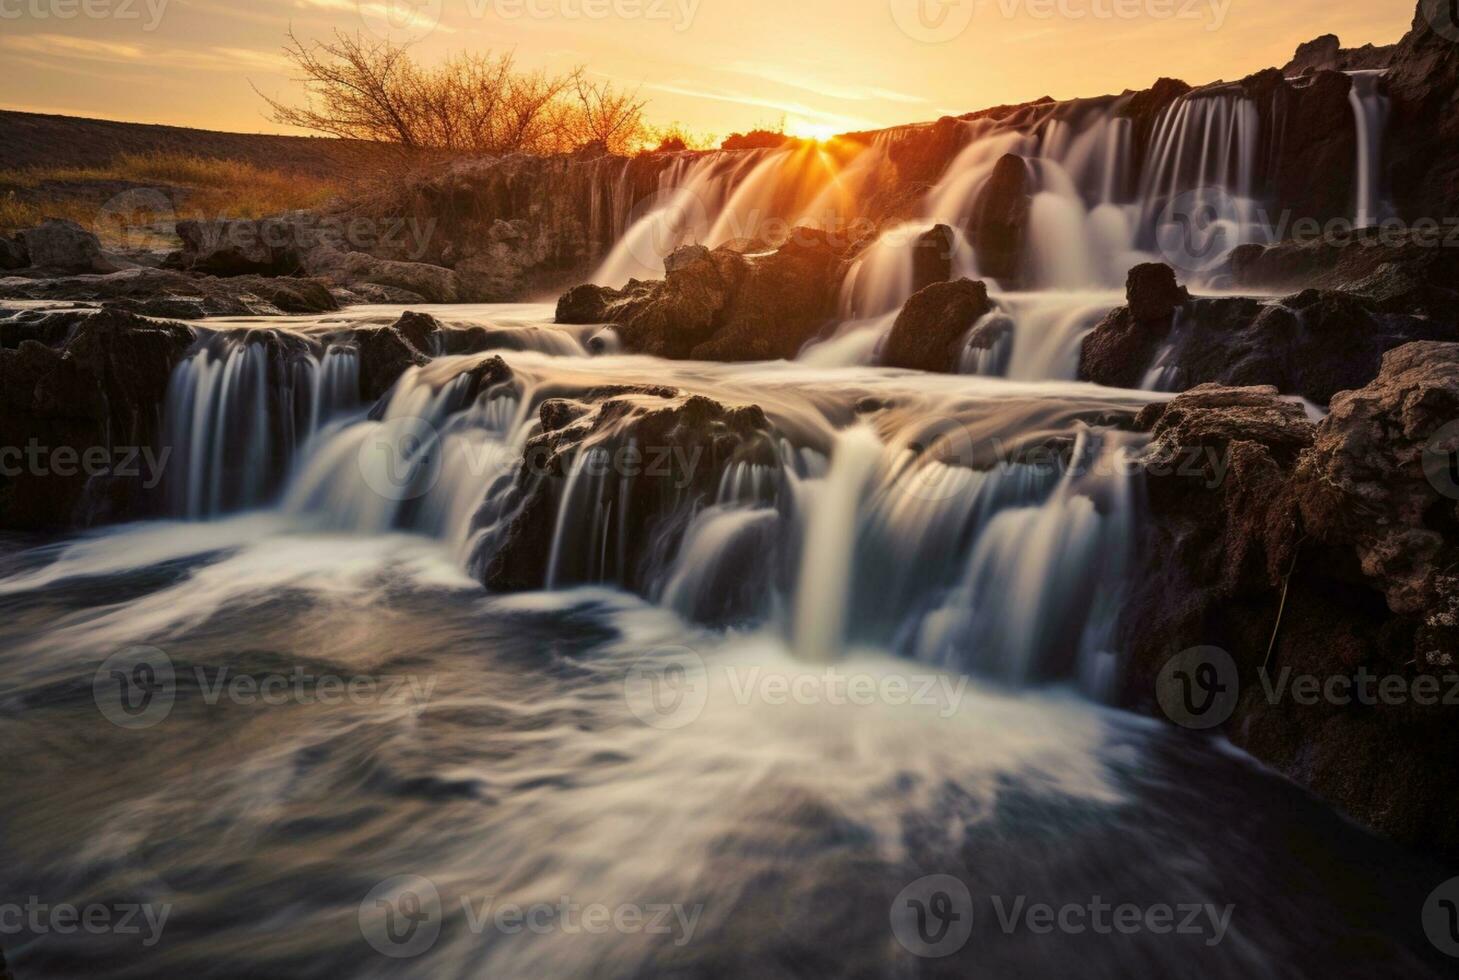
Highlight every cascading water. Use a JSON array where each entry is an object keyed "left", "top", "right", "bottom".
[
  {"left": 1348, "top": 70, "right": 1390, "bottom": 228},
  {"left": 3, "top": 44, "right": 1444, "bottom": 978},
  {"left": 163, "top": 331, "right": 360, "bottom": 519}
]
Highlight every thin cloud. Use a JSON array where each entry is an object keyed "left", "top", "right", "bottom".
[{"left": 722, "top": 61, "right": 926, "bottom": 105}]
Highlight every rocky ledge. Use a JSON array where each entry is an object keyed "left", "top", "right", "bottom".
[
  {"left": 469, "top": 388, "right": 777, "bottom": 594},
  {"left": 1118, "top": 344, "right": 1459, "bottom": 857},
  {"left": 556, "top": 231, "right": 856, "bottom": 361},
  {"left": 1080, "top": 254, "right": 1459, "bottom": 404}
]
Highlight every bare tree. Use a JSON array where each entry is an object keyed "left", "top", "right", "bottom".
[
  {"left": 258, "top": 33, "right": 651, "bottom": 158},
  {"left": 566, "top": 76, "right": 649, "bottom": 155}
]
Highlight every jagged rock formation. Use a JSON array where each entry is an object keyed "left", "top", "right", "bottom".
[
  {"left": 881, "top": 278, "right": 995, "bottom": 374},
  {"left": 1282, "top": 33, "right": 1397, "bottom": 74},
  {"left": 556, "top": 231, "right": 853, "bottom": 361},
  {"left": 1082, "top": 260, "right": 1457, "bottom": 403},
  {"left": 1120, "top": 344, "right": 1459, "bottom": 857},
  {"left": 0, "top": 308, "right": 195, "bottom": 528},
  {"left": 470, "top": 389, "right": 776, "bottom": 593}
]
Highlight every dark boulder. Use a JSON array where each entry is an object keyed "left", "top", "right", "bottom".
[
  {"left": 0, "top": 233, "right": 27, "bottom": 271},
  {"left": 19, "top": 219, "right": 112, "bottom": 273},
  {"left": 693, "top": 229, "right": 847, "bottom": 362},
  {"left": 1126, "top": 262, "right": 1191, "bottom": 321},
  {"left": 556, "top": 283, "right": 624, "bottom": 324},
  {"left": 558, "top": 231, "right": 849, "bottom": 362},
  {"left": 1119, "top": 350, "right": 1459, "bottom": 857},
  {"left": 1080, "top": 263, "right": 1192, "bottom": 390},
  {"left": 352, "top": 312, "right": 442, "bottom": 401},
  {"left": 175, "top": 218, "right": 304, "bottom": 276},
  {"left": 470, "top": 390, "right": 775, "bottom": 594},
  {"left": 911, "top": 224, "right": 957, "bottom": 294},
  {"left": 881, "top": 278, "right": 995, "bottom": 374},
  {"left": 0, "top": 309, "right": 195, "bottom": 530},
  {"left": 1384, "top": 5, "right": 1459, "bottom": 229},
  {"left": 969, "top": 154, "right": 1031, "bottom": 283}
]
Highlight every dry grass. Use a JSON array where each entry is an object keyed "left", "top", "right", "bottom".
[{"left": 0, "top": 152, "right": 342, "bottom": 241}]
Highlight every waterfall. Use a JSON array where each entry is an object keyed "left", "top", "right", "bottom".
[
  {"left": 790, "top": 426, "right": 886, "bottom": 664},
  {"left": 283, "top": 364, "right": 525, "bottom": 558},
  {"left": 1348, "top": 70, "right": 1390, "bottom": 228},
  {"left": 163, "top": 333, "right": 360, "bottom": 519}
]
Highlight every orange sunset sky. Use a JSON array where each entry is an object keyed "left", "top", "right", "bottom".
[{"left": 0, "top": 0, "right": 1419, "bottom": 140}]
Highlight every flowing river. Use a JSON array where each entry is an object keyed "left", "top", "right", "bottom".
[{"left": 0, "top": 300, "right": 1451, "bottom": 978}]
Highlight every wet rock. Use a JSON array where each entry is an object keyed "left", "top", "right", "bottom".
[
  {"left": 881, "top": 279, "right": 995, "bottom": 374},
  {"left": 561, "top": 230, "right": 848, "bottom": 362},
  {"left": 322, "top": 251, "right": 460, "bottom": 304},
  {"left": 0, "top": 233, "right": 27, "bottom": 270},
  {"left": 471, "top": 391, "right": 774, "bottom": 593},
  {"left": 1087, "top": 256, "right": 1453, "bottom": 403},
  {"left": 352, "top": 312, "right": 442, "bottom": 401},
  {"left": 1263, "top": 69, "right": 1361, "bottom": 224},
  {"left": 606, "top": 249, "right": 744, "bottom": 359},
  {"left": 175, "top": 218, "right": 304, "bottom": 276},
  {"left": 1384, "top": 6, "right": 1459, "bottom": 231},
  {"left": 1126, "top": 262, "right": 1191, "bottom": 322},
  {"left": 969, "top": 154, "right": 1030, "bottom": 283},
  {"left": 1293, "top": 342, "right": 1459, "bottom": 639},
  {"left": 1282, "top": 33, "right": 1396, "bottom": 74},
  {"left": 0, "top": 267, "right": 339, "bottom": 317},
  {"left": 0, "top": 308, "right": 195, "bottom": 530},
  {"left": 332, "top": 282, "right": 429, "bottom": 306},
  {"left": 1229, "top": 228, "right": 1459, "bottom": 319},
  {"left": 1120, "top": 384, "right": 1313, "bottom": 677},
  {"left": 555, "top": 282, "right": 623, "bottom": 324},
  {"left": 1081, "top": 264, "right": 1192, "bottom": 389},
  {"left": 19, "top": 219, "right": 112, "bottom": 273},
  {"left": 911, "top": 224, "right": 957, "bottom": 294},
  {"left": 693, "top": 229, "right": 847, "bottom": 362},
  {"left": 1121, "top": 359, "right": 1459, "bottom": 857}
]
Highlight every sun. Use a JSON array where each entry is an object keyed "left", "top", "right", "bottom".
[{"left": 787, "top": 119, "right": 841, "bottom": 143}]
